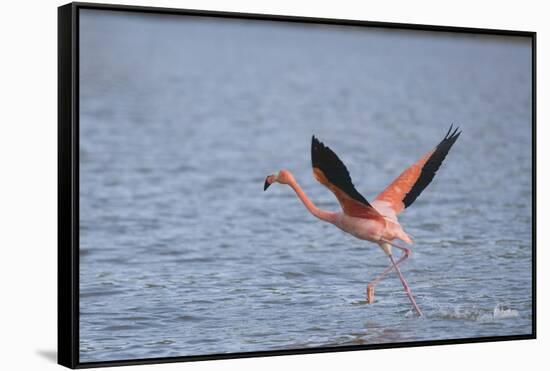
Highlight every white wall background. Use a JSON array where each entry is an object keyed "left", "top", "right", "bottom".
[{"left": 0, "top": 0, "right": 545, "bottom": 370}]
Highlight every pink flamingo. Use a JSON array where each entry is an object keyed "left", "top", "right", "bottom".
[{"left": 264, "top": 126, "right": 461, "bottom": 316}]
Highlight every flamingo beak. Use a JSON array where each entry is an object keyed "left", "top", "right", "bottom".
[{"left": 264, "top": 177, "right": 271, "bottom": 191}]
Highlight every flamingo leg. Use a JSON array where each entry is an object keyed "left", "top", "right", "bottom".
[
  {"left": 388, "top": 253, "right": 423, "bottom": 316},
  {"left": 366, "top": 245, "right": 410, "bottom": 304}
]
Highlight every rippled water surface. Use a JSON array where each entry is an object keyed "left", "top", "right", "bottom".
[{"left": 79, "top": 10, "right": 533, "bottom": 363}]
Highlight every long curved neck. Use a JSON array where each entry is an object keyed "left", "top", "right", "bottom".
[{"left": 287, "top": 178, "right": 336, "bottom": 224}]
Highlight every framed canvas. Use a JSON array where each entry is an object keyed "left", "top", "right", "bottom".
[{"left": 58, "top": 2, "right": 536, "bottom": 368}]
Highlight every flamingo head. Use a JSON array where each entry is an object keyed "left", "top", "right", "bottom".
[{"left": 264, "top": 170, "right": 294, "bottom": 191}]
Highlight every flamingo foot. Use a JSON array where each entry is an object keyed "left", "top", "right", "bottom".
[{"left": 366, "top": 284, "right": 375, "bottom": 304}]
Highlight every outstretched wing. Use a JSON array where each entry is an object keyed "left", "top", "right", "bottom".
[
  {"left": 375, "top": 125, "right": 461, "bottom": 214},
  {"left": 311, "top": 136, "right": 382, "bottom": 220}
]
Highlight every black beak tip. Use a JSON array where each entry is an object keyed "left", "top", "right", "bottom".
[{"left": 264, "top": 178, "right": 271, "bottom": 191}]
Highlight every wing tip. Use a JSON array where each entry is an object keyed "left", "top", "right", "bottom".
[
  {"left": 312, "top": 135, "right": 323, "bottom": 148},
  {"left": 403, "top": 124, "right": 461, "bottom": 208},
  {"left": 442, "top": 124, "right": 462, "bottom": 147},
  {"left": 311, "top": 135, "right": 323, "bottom": 167},
  {"left": 311, "top": 135, "right": 329, "bottom": 164},
  {"left": 445, "top": 124, "right": 462, "bottom": 139}
]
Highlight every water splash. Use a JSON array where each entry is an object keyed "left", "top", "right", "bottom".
[
  {"left": 478, "top": 304, "right": 519, "bottom": 322},
  {"left": 437, "top": 304, "right": 519, "bottom": 322}
]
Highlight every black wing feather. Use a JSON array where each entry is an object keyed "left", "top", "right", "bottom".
[
  {"left": 402, "top": 125, "right": 461, "bottom": 208},
  {"left": 311, "top": 136, "right": 371, "bottom": 206}
]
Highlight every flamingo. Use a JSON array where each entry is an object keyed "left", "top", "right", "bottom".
[{"left": 264, "top": 126, "right": 461, "bottom": 316}]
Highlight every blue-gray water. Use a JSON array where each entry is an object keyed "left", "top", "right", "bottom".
[{"left": 79, "top": 10, "right": 533, "bottom": 363}]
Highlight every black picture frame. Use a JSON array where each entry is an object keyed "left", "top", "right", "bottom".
[{"left": 58, "top": 2, "right": 537, "bottom": 369}]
